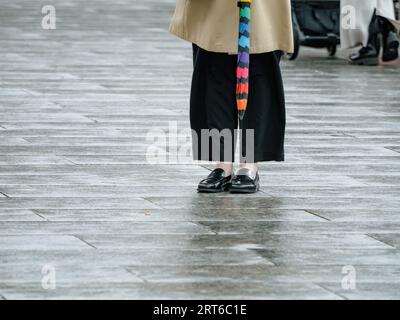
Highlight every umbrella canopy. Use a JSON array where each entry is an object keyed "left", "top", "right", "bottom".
[{"left": 236, "top": 0, "right": 253, "bottom": 121}]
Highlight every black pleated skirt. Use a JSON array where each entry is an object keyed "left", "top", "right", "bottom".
[{"left": 190, "top": 44, "right": 286, "bottom": 163}]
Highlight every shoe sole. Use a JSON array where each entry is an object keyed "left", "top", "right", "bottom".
[
  {"left": 197, "top": 188, "right": 226, "bottom": 193},
  {"left": 229, "top": 185, "right": 260, "bottom": 194},
  {"left": 349, "top": 57, "right": 379, "bottom": 66},
  {"left": 197, "top": 184, "right": 231, "bottom": 193},
  {"left": 229, "top": 190, "right": 258, "bottom": 194}
]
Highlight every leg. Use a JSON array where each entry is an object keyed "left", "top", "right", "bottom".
[
  {"left": 190, "top": 46, "right": 236, "bottom": 192},
  {"left": 215, "top": 162, "right": 233, "bottom": 176},
  {"left": 230, "top": 51, "right": 286, "bottom": 193},
  {"left": 349, "top": 9, "right": 381, "bottom": 65},
  {"left": 190, "top": 47, "right": 237, "bottom": 164},
  {"left": 379, "top": 16, "right": 400, "bottom": 62}
]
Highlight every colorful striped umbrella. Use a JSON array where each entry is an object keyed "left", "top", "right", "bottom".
[{"left": 236, "top": 0, "right": 253, "bottom": 121}]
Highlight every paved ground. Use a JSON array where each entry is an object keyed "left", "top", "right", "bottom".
[{"left": 1, "top": 0, "right": 400, "bottom": 300}]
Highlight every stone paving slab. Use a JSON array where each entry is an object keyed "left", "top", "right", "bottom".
[{"left": 0, "top": 0, "right": 399, "bottom": 299}]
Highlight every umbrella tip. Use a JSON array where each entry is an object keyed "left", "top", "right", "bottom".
[{"left": 238, "top": 110, "right": 245, "bottom": 121}]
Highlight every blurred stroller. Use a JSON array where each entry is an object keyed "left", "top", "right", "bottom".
[{"left": 289, "top": 0, "right": 341, "bottom": 60}]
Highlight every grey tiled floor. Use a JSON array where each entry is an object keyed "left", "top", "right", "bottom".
[{"left": 1, "top": 0, "right": 400, "bottom": 299}]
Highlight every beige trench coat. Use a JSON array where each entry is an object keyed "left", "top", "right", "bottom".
[{"left": 169, "top": 0, "right": 294, "bottom": 54}]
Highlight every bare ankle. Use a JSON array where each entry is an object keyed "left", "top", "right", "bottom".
[
  {"left": 216, "top": 162, "right": 233, "bottom": 176},
  {"left": 239, "top": 163, "right": 258, "bottom": 173}
]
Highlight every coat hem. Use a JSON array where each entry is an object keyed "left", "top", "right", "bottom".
[{"left": 169, "top": 26, "right": 294, "bottom": 54}]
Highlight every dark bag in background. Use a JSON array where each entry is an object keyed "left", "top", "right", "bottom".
[
  {"left": 295, "top": 1, "right": 340, "bottom": 35},
  {"left": 289, "top": 0, "right": 341, "bottom": 60}
]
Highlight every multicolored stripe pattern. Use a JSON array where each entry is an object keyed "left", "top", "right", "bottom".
[{"left": 236, "top": 0, "right": 252, "bottom": 120}]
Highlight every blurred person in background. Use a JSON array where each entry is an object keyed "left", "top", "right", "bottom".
[{"left": 341, "top": 0, "right": 400, "bottom": 65}]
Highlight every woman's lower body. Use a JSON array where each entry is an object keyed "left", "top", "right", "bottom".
[
  {"left": 341, "top": 0, "right": 400, "bottom": 65},
  {"left": 190, "top": 44, "right": 286, "bottom": 193}
]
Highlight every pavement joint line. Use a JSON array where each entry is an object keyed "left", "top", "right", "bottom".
[
  {"left": 303, "top": 209, "right": 331, "bottom": 221},
  {"left": 59, "top": 156, "right": 78, "bottom": 165},
  {"left": 142, "top": 197, "right": 165, "bottom": 209},
  {"left": 199, "top": 165, "right": 212, "bottom": 172},
  {"left": 384, "top": 146, "right": 400, "bottom": 154},
  {"left": 316, "top": 283, "right": 348, "bottom": 300},
  {"left": 366, "top": 234, "right": 396, "bottom": 249},
  {"left": 30, "top": 210, "right": 48, "bottom": 221},
  {"left": 125, "top": 268, "right": 149, "bottom": 284},
  {"left": 84, "top": 116, "right": 99, "bottom": 123},
  {"left": 73, "top": 235, "right": 98, "bottom": 249},
  {"left": 0, "top": 191, "right": 10, "bottom": 198},
  {"left": 20, "top": 137, "right": 31, "bottom": 144}
]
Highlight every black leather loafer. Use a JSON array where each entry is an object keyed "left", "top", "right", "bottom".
[
  {"left": 230, "top": 168, "right": 260, "bottom": 194},
  {"left": 197, "top": 168, "right": 232, "bottom": 193}
]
